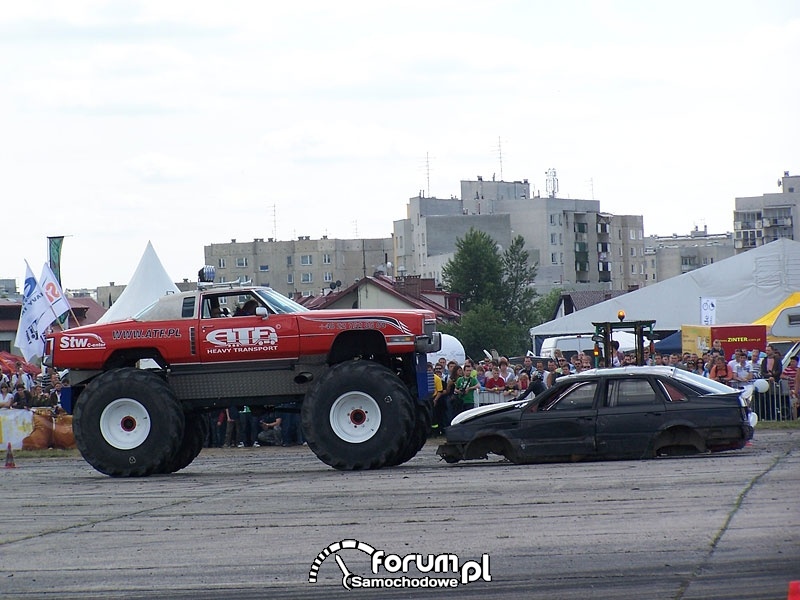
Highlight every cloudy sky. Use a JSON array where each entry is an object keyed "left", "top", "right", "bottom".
[{"left": 1, "top": 1, "right": 797, "bottom": 289}]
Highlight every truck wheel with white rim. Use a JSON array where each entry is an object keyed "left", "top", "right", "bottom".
[
  {"left": 301, "top": 361, "right": 415, "bottom": 470},
  {"left": 73, "top": 368, "right": 184, "bottom": 477}
]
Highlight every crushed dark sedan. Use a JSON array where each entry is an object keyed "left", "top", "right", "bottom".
[{"left": 436, "top": 366, "right": 755, "bottom": 465}]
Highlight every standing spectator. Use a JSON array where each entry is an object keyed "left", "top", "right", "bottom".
[
  {"left": 708, "top": 356, "right": 731, "bottom": 384},
  {"left": 499, "top": 356, "right": 517, "bottom": 385},
  {"left": 11, "top": 363, "right": 33, "bottom": 391},
  {"left": 730, "top": 352, "right": 753, "bottom": 389},
  {"left": 238, "top": 405, "right": 259, "bottom": 447},
  {"left": 484, "top": 367, "right": 506, "bottom": 394},
  {"left": 780, "top": 355, "right": 798, "bottom": 419},
  {"left": 760, "top": 345, "right": 782, "bottom": 383},
  {"left": 224, "top": 405, "right": 239, "bottom": 448},
  {"left": 48, "top": 381, "right": 64, "bottom": 409},
  {"left": 431, "top": 363, "right": 448, "bottom": 435},
  {"left": 748, "top": 349, "right": 763, "bottom": 377},
  {"left": 454, "top": 364, "right": 479, "bottom": 411},
  {"left": 520, "top": 356, "right": 534, "bottom": 379},
  {"left": 708, "top": 339, "right": 725, "bottom": 359},
  {"left": 475, "top": 364, "right": 487, "bottom": 389}
]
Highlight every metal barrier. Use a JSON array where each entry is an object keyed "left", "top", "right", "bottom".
[
  {"left": 749, "top": 383, "right": 796, "bottom": 422},
  {"left": 474, "top": 390, "right": 510, "bottom": 407}
]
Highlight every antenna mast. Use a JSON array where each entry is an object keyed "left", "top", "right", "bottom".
[
  {"left": 545, "top": 168, "right": 559, "bottom": 198},
  {"left": 497, "top": 136, "right": 503, "bottom": 181},
  {"left": 426, "top": 152, "right": 431, "bottom": 197}
]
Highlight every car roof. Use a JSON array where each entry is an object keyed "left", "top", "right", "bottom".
[{"left": 559, "top": 365, "right": 737, "bottom": 394}]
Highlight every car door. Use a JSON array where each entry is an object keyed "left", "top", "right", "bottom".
[
  {"left": 516, "top": 380, "right": 598, "bottom": 459},
  {"left": 198, "top": 292, "right": 300, "bottom": 364},
  {"left": 595, "top": 377, "right": 666, "bottom": 458}
]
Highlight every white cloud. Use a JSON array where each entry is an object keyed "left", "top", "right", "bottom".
[{"left": 0, "top": 1, "right": 798, "bottom": 288}]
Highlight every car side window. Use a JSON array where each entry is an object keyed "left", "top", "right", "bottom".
[
  {"left": 544, "top": 382, "right": 597, "bottom": 411},
  {"left": 660, "top": 381, "right": 688, "bottom": 402},
  {"left": 607, "top": 379, "right": 659, "bottom": 407}
]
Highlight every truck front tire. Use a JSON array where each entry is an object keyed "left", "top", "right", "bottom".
[
  {"left": 302, "top": 361, "right": 414, "bottom": 470},
  {"left": 73, "top": 368, "right": 184, "bottom": 477}
]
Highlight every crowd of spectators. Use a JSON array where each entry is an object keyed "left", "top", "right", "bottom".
[
  {"left": 0, "top": 362, "right": 68, "bottom": 413},
  {"left": 428, "top": 340, "right": 798, "bottom": 434}
]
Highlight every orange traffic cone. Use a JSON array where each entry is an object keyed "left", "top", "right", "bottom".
[
  {"left": 788, "top": 581, "right": 800, "bottom": 600},
  {"left": 5, "top": 442, "right": 15, "bottom": 468}
]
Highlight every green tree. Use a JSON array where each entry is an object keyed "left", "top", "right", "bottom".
[
  {"left": 440, "top": 301, "right": 518, "bottom": 362},
  {"left": 501, "top": 234, "right": 538, "bottom": 326},
  {"left": 530, "top": 287, "right": 562, "bottom": 328},
  {"left": 441, "top": 228, "right": 503, "bottom": 311}
]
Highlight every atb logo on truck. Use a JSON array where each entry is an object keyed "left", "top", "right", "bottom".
[
  {"left": 308, "top": 539, "right": 492, "bottom": 590},
  {"left": 206, "top": 326, "right": 279, "bottom": 353},
  {"left": 59, "top": 333, "right": 106, "bottom": 350}
]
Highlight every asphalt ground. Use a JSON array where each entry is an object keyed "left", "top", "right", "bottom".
[{"left": 1, "top": 429, "right": 798, "bottom": 600}]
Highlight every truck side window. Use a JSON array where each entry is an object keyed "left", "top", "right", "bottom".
[{"left": 181, "top": 297, "right": 195, "bottom": 318}]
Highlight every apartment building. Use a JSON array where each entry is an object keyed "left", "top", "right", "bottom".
[
  {"left": 734, "top": 172, "right": 800, "bottom": 252},
  {"left": 203, "top": 236, "right": 395, "bottom": 297}
]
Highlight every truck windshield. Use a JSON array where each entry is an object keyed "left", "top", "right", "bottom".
[{"left": 254, "top": 288, "right": 310, "bottom": 314}]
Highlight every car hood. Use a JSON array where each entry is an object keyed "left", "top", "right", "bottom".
[{"left": 450, "top": 399, "right": 527, "bottom": 426}]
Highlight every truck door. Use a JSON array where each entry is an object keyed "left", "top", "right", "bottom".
[{"left": 197, "top": 293, "right": 300, "bottom": 363}]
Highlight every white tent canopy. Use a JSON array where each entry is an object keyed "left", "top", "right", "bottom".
[
  {"left": 97, "top": 241, "right": 180, "bottom": 324},
  {"left": 530, "top": 238, "right": 800, "bottom": 338}
]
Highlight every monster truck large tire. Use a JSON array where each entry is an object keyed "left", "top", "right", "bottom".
[
  {"left": 159, "top": 412, "right": 206, "bottom": 474},
  {"left": 387, "top": 399, "right": 432, "bottom": 467},
  {"left": 73, "top": 368, "right": 184, "bottom": 477},
  {"left": 301, "top": 361, "right": 414, "bottom": 470}
]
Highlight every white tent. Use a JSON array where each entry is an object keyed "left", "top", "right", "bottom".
[
  {"left": 530, "top": 238, "right": 800, "bottom": 339},
  {"left": 97, "top": 241, "right": 180, "bottom": 324}
]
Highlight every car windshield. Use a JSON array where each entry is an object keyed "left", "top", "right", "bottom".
[{"left": 671, "top": 368, "right": 737, "bottom": 394}]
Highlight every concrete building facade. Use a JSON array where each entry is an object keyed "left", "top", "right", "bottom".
[
  {"left": 734, "top": 172, "right": 800, "bottom": 252},
  {"left": 644, "top": 227, "right": 734, "bottom": 284},
  {"left": 394, "top": 177, "right": 646, "bottom": 294},
  {"left": 203, "top": 236, "right": 395, "bottom": 298}
]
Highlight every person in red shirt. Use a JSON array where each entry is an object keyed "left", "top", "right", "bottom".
[{"left": 484, "top": 367, "right": 506, "bottom": 393}]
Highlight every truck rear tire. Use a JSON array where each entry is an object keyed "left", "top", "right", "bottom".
[
  {"left": 302, "top": 361, "right": 414, "bottom": 470},
  {"left": 73, "top": 368, "right": 184, "bottom": 477},
  {"left": 159, "top": 412, "right": 206, "bottom": 474},
  {"left": 387, "top": 399, "right": 432, "bottom": 466}
]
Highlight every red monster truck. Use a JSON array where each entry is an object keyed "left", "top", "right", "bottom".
[{"left": 43, "top": 282, "right": 441, "bottom": 477}]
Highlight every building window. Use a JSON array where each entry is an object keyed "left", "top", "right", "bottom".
[
  {"left": 259, "top": 264, "right": 269, "bottom": 272},
  {"left": 218, "top": 258, "right": 226, "bottom": 269},
  {"left": 323, "top": 253, "right": 332, "bottom": 265},
  {"left": 630, "top": 230, "right": 636, "bottom": 240},
  {"left": 301, "top": 272, "right": 313, "bottom": 283},
  {"left": 551, "top": 252, "right": 558, "bottom": 264},
  {"left": 630, "top": 247, "right": 635, "bottom": 257},
  {"left": 324, "top": 272, "right": 333, "bottom": 282},
  {"left": 236, "top": 257, "right": 248, "bottom": 268},
  {"left": 550, "top": 233, "right": 557, "bottom": 245},
  {"left": 302, "top": 290, "right": 312, "bottom": 297},
  {"left": 287, "top": 256, "right": 293, "bottom": 267},
  {"left": 301, "top": 255, "right": 312, "bottom": 266},
  {"left": 287, "top": 273, "right": 294, "bottom": 284}
]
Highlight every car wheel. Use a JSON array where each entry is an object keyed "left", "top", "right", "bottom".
[
  {"left": 301, "top": 361, "right": 414, "bottom": 470},
  {"left": 73, "top": 368, "right": 184, "bottom": 477},
  {"left": 651, "top": 426, "right": 705, "bottom": 457},
  {"left": 387, "top": 399, "right": 432, "bottom": 467},
  {"left": 159, "top": 412, "right": 206, "bottom": 474}
]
